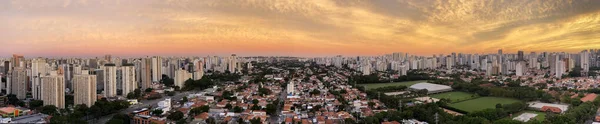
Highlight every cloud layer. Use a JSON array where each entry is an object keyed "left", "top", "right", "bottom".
[{"left": 2, "top": 0, "right": 600, "bottom": 57}]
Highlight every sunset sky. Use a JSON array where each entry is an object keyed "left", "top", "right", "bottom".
[{"left": 2, "top": 0, "right": 600, "bottom": 57}]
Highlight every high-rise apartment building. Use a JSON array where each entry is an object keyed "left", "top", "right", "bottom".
[
  {"left": 151, "top": 56, "right": 162, "bottom": 82},
  {"left": 9, "top": 67, "right": 27, "bottom": 99},
  {"left": 73, "top": 70, "right": 97, "bottom": 107},
  {"left": 31, "top": 58, "right": 48, "bottom": 100},
  {"left": 581, "top": 50, "right": 590, "bottom": 76},
  {"left": 174, "top": 69, "right": 192, "bottom": 88},
  {"left": 41, "top": 71, "right": 65, "bottom": 108},
  {"left": 228, "top": 54, "right": 237, "bottom": 73},
  {"left": 102, "top": 64, "right": 117, "bottom": 97},
  {"left": 141, "top": 58, "right": 153, "bottom": 89},
  {"left": 120, "top": 65, "right": 136, "bottom": 96}
]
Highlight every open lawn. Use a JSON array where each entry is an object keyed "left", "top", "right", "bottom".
[
  {"left": 430, "top": 91, "right": 478, "bottom": 103},
  {"left": 448, "top": 97, "right": 521, "bottom": 113},
  {"left": 359, "top": 80, "right": 427, "bottom": 90}
]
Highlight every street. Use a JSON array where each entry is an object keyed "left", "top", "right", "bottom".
[
  {"left": 89, "top": 91, "right": 191, "bottom": 124},
  {"left": 270, "top": 88, "right": 287, "bottom": 124}
]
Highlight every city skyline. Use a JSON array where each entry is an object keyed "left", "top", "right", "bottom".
[{"left": 2, "top": 0, "right": 600, "bottom": 57}]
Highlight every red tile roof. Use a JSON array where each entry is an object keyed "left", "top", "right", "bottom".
[
  {"left": 541, "top": 106, "right": 562, "bottom": 113},
  {"left": 581, "top": 93, "right": 597, "bottom": 102}
]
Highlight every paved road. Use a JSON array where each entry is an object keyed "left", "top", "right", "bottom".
[
  {"left": 270, "top": 89, "right": 287, "bottom": 124},
  {"left": 89, "top": 91, "right": 191, "bottom": 124}
]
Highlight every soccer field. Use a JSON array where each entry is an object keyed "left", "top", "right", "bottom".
[
  {"left": 448, "top": 97, "right": 521, "bottom": 113},
  {"left": 430, "top": 91, "right": 478, "bottom": 103},
  {"left": 359, "top": 80, "right": 427, "bottom": 90}
]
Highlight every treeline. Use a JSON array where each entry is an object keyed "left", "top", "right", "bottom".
[
  {"left": 350, "top": 70, "right": 431, "bottom": 84},
  {"left": 356, "top": 102, "right": 531, "bottom": 124},
  {"left": 450, "top": 80, "right": 556, "bottom": 103},
  {"left": 183, "top": 77, "right": 215, "bottom": 91},
  {"left": 543, "top": 100, "right": 600, "bottom": 124}
]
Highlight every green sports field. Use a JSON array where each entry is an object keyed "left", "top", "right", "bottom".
[
  {"left": 430, "top": 91, "right": 478, "bottom": 103},
  {"left": 448, "top": 97, "right": 521, "bottom": 113},
  {"left": 359, "top": 80, "right": 427, "bottom": 90}
]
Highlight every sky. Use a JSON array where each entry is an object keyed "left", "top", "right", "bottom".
[{"left": 1, "top": 0, "right": 600, "bottom": 57}]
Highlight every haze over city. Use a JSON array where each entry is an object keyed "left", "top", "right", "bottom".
[
  {"left": 2, "top": 0, "right": 600, "bottom": 57},
  {"left": 4, "top": 0, "right": 600, "bottom": 124}
]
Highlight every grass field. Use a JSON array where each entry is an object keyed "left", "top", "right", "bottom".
[
  {"left": 359, "top": 80, "right": 427, "bottom": 90},
  {"left": 430, "top": 91, "right": 478, "bottom": 103},
  {"left": 448, "top": 97, "right": 521, "bottom": 113},
  {"left": 513, "top": 111, "right": 547, "bottom": 122}
]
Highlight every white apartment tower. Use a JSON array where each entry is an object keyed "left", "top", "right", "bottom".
[
  {"left": 228, "top": 54, "right": 237, "bottom": 73},
  {"left": 102, "top": 64, "right": 117, "bottom": 97},
  {"left": 120, "top": 65, "right": 136, "bottom": 96},
  {"left": 581, "top": 50, "right": 590, "bottom": 76},
  {"left": 151, "top": 56, "right": 163, "bottom": 82},
  {"left": 286, "top": 81, "right": 295, "bottom": 95},
  {"left": 41, "top": 71, "right": 65, "bottom": 108},
  {"left": 174, "top": 69, "right": 192, "bottom": 88},
  {"left": 31, "top": 58, "right": 48, "bottom": 100},
  {"left": 9, "top": 67, "right": 28, "bottom": 99},
  {"left": 73, "top": 70, "right": 97, "bottom": 107}
]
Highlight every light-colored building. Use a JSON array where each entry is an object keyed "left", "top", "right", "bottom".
[
  {"left": 409, "top": 83, "right": 453, "bottom": 94},
  {"left": 102, "top": 64, "right": 117, "bottom": 97},
  {"left": 516, "top": 62, "right": 524, "bottom": 76},
  {"left": 581, "top": 50, "right": 590, "bottom": 75},
  {"left": 120, "top": 65, "right": 136, "bottom": 96},
  {"left": 8, "top": 67, "right": 27, "bottom": 99},
  {"left": 228, "top": 54, "right": 238, "bottom": 73},
  {"left": 73, "top": 70, "right": 97, "bottom": 107},
  {"left": 41, "top": 71, "right": 65, "bottom": 108},
  {"left": 31, "top": 58, "right": 48, "bottom": 100},
  {"left": 174, "top": 69, "right": 192, "bottom": 88},
  {"left": 286, "top": 81, "right": 295, "bottom": 95},
  {"left": 151, "top": 56, "right": 163, "bottom": 82},
  {"left": 141, "top": 58, "right": 153, "bottom": 90}
]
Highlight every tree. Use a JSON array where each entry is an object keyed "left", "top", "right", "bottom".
[
  {"left": 258, "top": 88, "right": 271, "bottom": 96},
  {"left": 253, "top": 99, "right": 259, "bottom": 104},
  {"left": 310, "top": 90, "right": 321, "bottom": 96},
  {"left": 29, "top": 100, "right": 44, "bottom": 109},
  {"left": 167, "top": 111, "right": 184, "bottom": 121},
  {"left": 232, "top": 106, "right": 243, "bottom": 113},
  {"left": 41, "top": 105, "right": 59, "bottom": 116},
  {"left": 251, "top": 104, "right": 261, "bottom": 110},
  {"left": 368, "top": 102, "right": 376, "bottom": 108},
  {"left": 109, "top": 113, "right": 131, "bottom": 124},
  {"left": 126, "top": 92, "right": 136, "bottom": 99},
  {"left": 190, "top": 105, "right": 210, "bottom": 116},
  {"left": 250, "top": 118, "right": 262, "bottom": 124},
  {"left": 161, "top": 74, "right": 175, "bottom": 86},
  {"left": 225, "top": 103, "right": 233, "bottom": 110},
  {"left": 145, "top": 88, "right": 154, "bottom": 92},
  {"left": 181, "top": 97, "right": 188, "bottom": 103},
  {"left": 107, "top": 118, "right": 124, "bottom": 124},
  {"left": 7, "top": 94, "right": 23, "bottom": 106},
  {"left": 134, "top": 89, "right": 142, "bottom": 97},
  {"left": 166, "top": 91, "right": 176, "bottom": 96},
  {"left": 152, "top": 109, "right": 164, "bottom": 116},
  {"left": 266, "top": 104, "right": 277, "bottom": 115}
]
